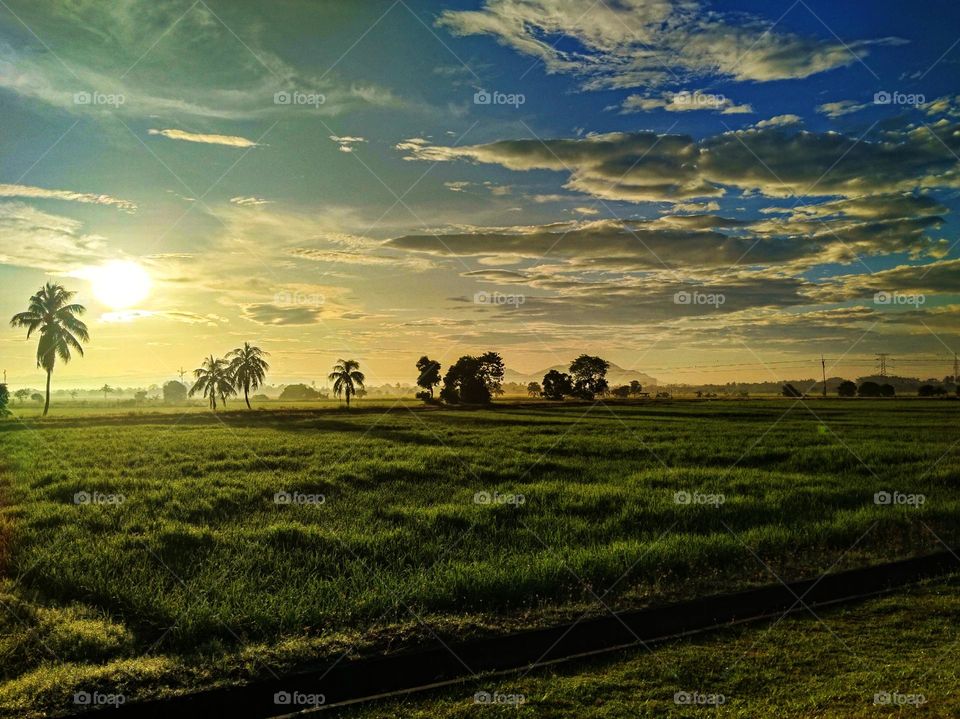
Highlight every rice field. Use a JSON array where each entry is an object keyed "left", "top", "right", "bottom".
[{"left": 0, "top": 399, "right": 958, "bottom": 715}]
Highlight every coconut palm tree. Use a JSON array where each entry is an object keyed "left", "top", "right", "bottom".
[
  {"left": 328, "top": 359, "right": 365, "bottom": 408},
  {"left": 10, "top": 283, "right": 89, "bottom": 416},
  {"left": 226, "top": 343, "right": 270, "bottom": 409},
  {"left": 189, "top": 356, "right": 236, "bottom": 411}
]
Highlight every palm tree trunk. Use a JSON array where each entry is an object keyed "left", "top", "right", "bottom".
[
  {"left": 346, "top": 386, "right": 351, "bottom": 408},
  {"left": 43, "top": 369, "right": 51, "bottom": 417},
  {"left": 245, "top": 385, "right": 251, "bottom": 410}
]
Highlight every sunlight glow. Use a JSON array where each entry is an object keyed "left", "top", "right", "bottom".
[{"left": 89, "top": 260, "right": 151, "bottom": 310}]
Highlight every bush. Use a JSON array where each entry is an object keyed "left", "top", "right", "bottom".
[
  {"left": 857, "top": 381, "right": 882, "bottom": 397},
  {"left": 162, "top": 381, "right": 188, "bottom": 403},
  {"left": 0, "top": 384, "right": 10, "bottom": 417},
  {"left": 837, "top": 380, "right": 857, "bottom": 397},
  {"left": 278, "top": 384, "right": 321, "bottom": 401}
]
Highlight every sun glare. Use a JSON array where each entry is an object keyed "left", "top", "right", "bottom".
[{"left": 89, "top": 260, "right": 151, "bottom": 310}]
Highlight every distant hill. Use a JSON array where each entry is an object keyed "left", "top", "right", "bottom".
[{"left": 505, "top": 362, "right": 657, "bottom": 387}]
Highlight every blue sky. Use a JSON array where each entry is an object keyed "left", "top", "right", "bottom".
[{"left": 1, "top": 0, "right": 959, "bottom": 387}]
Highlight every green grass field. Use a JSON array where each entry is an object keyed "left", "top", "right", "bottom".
[
  {"left": 1, "top": 399, "right": 958, "bottom": 716},
  {"left": 340, "top": 576, "right": 960, "bottom": 718}
]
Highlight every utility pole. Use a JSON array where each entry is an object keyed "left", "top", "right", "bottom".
[
  {"left": 177, "top": 367, "right": 187, "bottom": 383},
  {"left": 953, "top": 353, "right": 958, "bottom": 384},
  {"left": 821, "top": 354, "right": 827, "bottom": 397},
  {"left": 876, "top": 353, "right": 891, "bottom": 378}
]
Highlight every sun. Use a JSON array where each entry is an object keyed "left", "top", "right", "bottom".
[{"left": 89, "top": 260, "right": 152, "bottom": 310}]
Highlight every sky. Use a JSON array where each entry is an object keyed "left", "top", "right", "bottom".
[{"left": 1, "top": 0, "right": 960, "bottom": 388}]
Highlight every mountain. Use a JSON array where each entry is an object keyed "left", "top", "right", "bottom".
[{"left": 505, "top": 362, "right": 657, "bottom": 387}]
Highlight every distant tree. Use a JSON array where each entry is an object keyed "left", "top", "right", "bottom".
[
  {"left": 189, "top": 356, "right": 236, "bottom": 411},
  {"left": 918, "top": 384, "right": 947, "bottom": 397},
  {"left": 14, "top": 388, "right": 30, "bottom": 404},
  {"left": 569, "top": 354, "right": 610, "bottom": 400},
  {"left": 440, "top": 352, "right": 504, "bottom": 404},
  {"left": 227, "top": 343, "right": 270, "bottom": 409},
  {"left": 837, "top": 380, "right": 857, "bottom": 397},
  {"left": 416, "top": 356, "right": 442, "bottom": 400},
  {"left": 329, "top": 359, "right": 365, "bottom": 408},
  {"left": 880, "top": 383, "right": 895, "bottom": 398},
  {"left": 857, "top": 381, "right": 882, "bottom": 398},
  {"left": 69, "top": 389, "right": 79, "bottom": 401},
  {"left": 100, "top": 384, "right": 114, "bottom": 402},
  {"left": 541, "top": 369, "right": 572, "bottom": 400},
  {"left": 31, "top": 393, "right": 44, "bottom": 405},
  {"left": 526, "top": 381, "right": 542, "bottom": 397},
  {"left": 162, "top": 380, "right": 188, "bottom": 403},
  {"left": 782, "top": 384, "right": 802, "bottom": 397},
  {"left": 629, "top": 380, "right": 642, "bottom": 396},
  {"left": 134, "top": 390, "right": 148, "bottom": 404},
  {"left": 0, "top": 384, "right": 10, "bottom": 417},
  {"left": 9, "top": 283, "right": 89, "bottom": 416},
  {"left": 611, "top": 385, "right": 630, "bottom": 398},
  {"left": 278, "top": 383, "right": 320, "bottom": 401}
]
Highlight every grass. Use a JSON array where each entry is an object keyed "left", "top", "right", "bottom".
[
  {"left": 0, "top": 399, "right": 958, "bottom": 715},
  {"left": 339, "top": 576, "right": 960, "bottom": 718}
]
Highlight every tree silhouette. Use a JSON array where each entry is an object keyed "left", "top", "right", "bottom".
[
  {"left": 837, "top": 380, "right": 856, "bottom": 397},
  {"left": 14, "top": 389, "right": 30, "bottom": 404},
  {"left": 416, "top": 356, "right": 442, "bottom": 399},
  {"left": 227, "top": 343, "right": 270, "bottom": 409},
  {"left": 0, "top": 384, "right": 9, "bottom": 417},
  {"left": 189, "top": 356, "right": 236, "bottom": 411},
  {"left": 569, "top": 354, "right": 609, "bottom": 399},
  {"left": 526, "top": 381, "right": 541, "bottom": 397},
  {"left": 541, "top": 369, "right": 572, "bottom": 400},
  {"left": 100, "top": 384, "right": 113, "bottom": 402},
  {"left": 328, "top": 359, "right": 365, "bottom": 408},
  {"left": 10, "top": 283, "right": 89, "bottom": 416}
]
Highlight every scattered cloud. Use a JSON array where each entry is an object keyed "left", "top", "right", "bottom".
[
  {"left": 329, "top": 135, "right": 367, "bottom": 153},
  {"left": 230, "top": 196, "right": 272, "bottom": 207},
  {"left": 0, "top": 183, "right": 136, "bottom": 211},
  {"left": 148, "top": 128, "right": 260, "bottom": 148}
]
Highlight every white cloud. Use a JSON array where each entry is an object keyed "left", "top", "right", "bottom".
[
  {"left": 230, "top": 196, "right": 272, "bottom": 207},
  {"left": 0, "top": 183, "right": 136, "bottom": 211},
  {"left": 329, "top": 135, "right": 367, "bottom": 153},
  {"left": 618, "top": 90, "right": 753, "bottom": 115},
  {"left": 816, "top": 100, "right": 871, "bottom": 118},
  {"left": 754, "top": 114, "right": 803, "bottom": 128},
  {"left": 148, "top": 128, "right": 260, "bottom": 148}
]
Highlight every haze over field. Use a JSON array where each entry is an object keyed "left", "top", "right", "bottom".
[{"left": 2, "top": 0, "right": 960, "bottom": 388}]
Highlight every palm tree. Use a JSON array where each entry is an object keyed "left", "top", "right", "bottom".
[
  {"left": 226, "top": 343, "right": 270, "bottom": 409},
  {"left": 189, "top": 356, "right": 236, "bottom": 411},
  {"left": 10, "top": 283, "right": 89, "bottom": 416},
  {"left": 100, "top": 384, "right": 113, "bottom": 402},
  {"left": 328, "top": 359, "right": 365, "bottom": 408}
]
